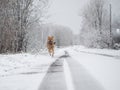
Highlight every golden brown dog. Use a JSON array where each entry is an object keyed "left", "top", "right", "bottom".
[{"left": 47, "top": 36, "right": 55, "bottom": 57}]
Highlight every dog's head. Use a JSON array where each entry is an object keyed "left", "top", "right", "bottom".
[{"left": 48, "top": 36, "right": 54, "bottom": 41}]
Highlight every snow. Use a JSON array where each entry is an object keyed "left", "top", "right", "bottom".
[
  {"left": 0, "top": 53, "right": 55, "bottom": 90},
  {"left": 71, "top": 45, "right": 120, "bottom": 57},
  {"left": 63, "top": 59, "right": 75, "bottom": 90},
  {"left": 0, "top": 46, "right": 120, "bottom": 90},
  {"left": 0, "top": 74, "right": 45, "bottom": 90},
  {"left": 66, "top": 46, "right": 120, "bottom": 90},
  {"left": 0, "top": 53, "right": 55, "bottom": 77}
]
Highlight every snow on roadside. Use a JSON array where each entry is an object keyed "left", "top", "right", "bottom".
[
  {"left": 0, "top": 53, "right": 55, "bottom": 77},
  {"left": 0, "top": 73, "right": 45, "bottom": 90},
  {"left": 0, "top": 53, "right": 55, "bottom": 90},
  {"left": 71, "top": 45, "right": 120, "bottom": 57}
]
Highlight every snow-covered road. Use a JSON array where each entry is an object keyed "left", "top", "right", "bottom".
[
  {"left": 0, "top": 46, "right": 120, "bottom": 90},
  {"left": 66, "top": 46, "right": 120, "bottom": 90},
  {"left": 39, "top": 52, "right": 104, "bottom": 90}
]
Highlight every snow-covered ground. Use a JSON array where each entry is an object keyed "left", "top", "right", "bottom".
[
  {"left": 66, "top": 46, "right": 120, "bottom": 90},
  {"left": 0, "top": 48, "right": 65, "bottom": 90},
  {"left": 71, "top": 45, "right": 120, "bottom": 57},
  {"left": 0, "top": 46, "right": 120, "bottom": 90},
  {"left": 0, "top": 53, "right": 56, "bottom": 90}
]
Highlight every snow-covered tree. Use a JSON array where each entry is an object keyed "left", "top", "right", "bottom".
[
  {"left": 0, "top": 0, "right": 49, "bottom": 53},
  {"left": 80, "top": 0, "right": 112, "bottom": 48}
]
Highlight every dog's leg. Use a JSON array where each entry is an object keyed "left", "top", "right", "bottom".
[
  {"left": 48, "top": 49, "right": 51, "bottom": 56},
  {"left": 49, "top": 53, "right": 51, "bottom": 56},
  {"left": 52, "top": 49, "right": 54, "bottom": 57},
  {"left": 52, "top": 53, "right": 54, "bottom": 57}
]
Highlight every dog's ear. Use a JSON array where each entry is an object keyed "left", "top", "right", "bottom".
[
  {"left": 48, "top": 36, "right": 50, "bottom": 40},
  {"left": 48, "top": 36, "right": 50, "bottom": 38}
]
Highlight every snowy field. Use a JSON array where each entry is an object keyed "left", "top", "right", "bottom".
[{"left": 0, "top": 46, "right": 120, "bottom": 90}]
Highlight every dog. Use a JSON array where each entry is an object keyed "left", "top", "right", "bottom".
[{"left": 47, "top": 36, "right": 55, "bottom": 57}]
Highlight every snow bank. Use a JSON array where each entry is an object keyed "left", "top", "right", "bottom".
[
  {"left": 0, "top": 53, "right": 55, "bottom": 77},
  {"left": 0, "top": 53, "right": 55, "bottom": 90},
  {"left": 70, "top": 45, "right": 120, "bottom": 57}
]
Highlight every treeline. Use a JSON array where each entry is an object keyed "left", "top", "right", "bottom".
[
  {"left": 27, "top": 24, "right": 73, "bottom": 52},
  {"left": 79, "top": 0, "right": 120, "bottom": 48},
  {"left": 0, "top": 0, "right": 48, "bottom": 53}
]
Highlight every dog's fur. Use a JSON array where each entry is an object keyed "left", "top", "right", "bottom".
[{"left": 47, "top": 36, "right": 55, "bottom": 57}]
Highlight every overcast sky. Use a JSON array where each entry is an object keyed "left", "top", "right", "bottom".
[
  {"left": 109, "top": 0, "right": 120, "bottom": 17},
  {"left": 48, "top": 0, "right": 88, "bottom": 34},
  {"left": 48, "top": 0, "right": 120, "bottom": 34}
]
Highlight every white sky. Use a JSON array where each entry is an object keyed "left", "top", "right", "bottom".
[
  {"left": 48, "top": 0, "right": 88, "bottom": 34},
  {"left": 47, "top": 0, "right": 120, "bottom": 34}
]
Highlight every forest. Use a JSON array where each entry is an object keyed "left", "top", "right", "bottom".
[{"left": 0, "top": 0, "right": 120, "bottom": 53}]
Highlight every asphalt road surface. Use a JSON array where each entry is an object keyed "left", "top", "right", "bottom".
[{"left": 39, "top": 52, "right": 104, "bottom": 90}]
